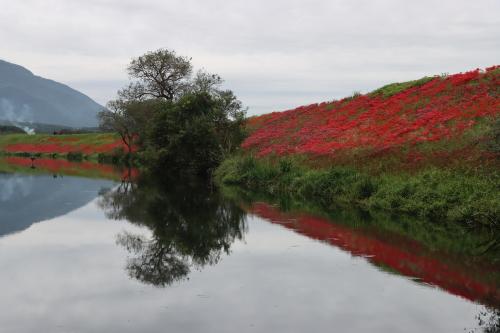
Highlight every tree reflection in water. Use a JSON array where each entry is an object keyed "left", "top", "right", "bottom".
[
  {"left": 470, "top": 307, "right": 500, "bottom": 333},
  {"left": 98, "top": 173, "right": 247, "bottom": 287}
]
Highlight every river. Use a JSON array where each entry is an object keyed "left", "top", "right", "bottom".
[{"left": 0, "top": 158, "right": 498, "bottom": 332}]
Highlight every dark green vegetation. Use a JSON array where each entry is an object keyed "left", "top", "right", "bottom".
[
  {"left": 0, "top": 125, "right": 24, "bottom": 134},
  {"left": 489, "top": 117, "right": 500, "bottom": 154},
  {"left": 99, "top": 49, "right": 246, "bottom": 174},
  {"left": 215, "top": 155, "right": 499, "bottom": 228}
]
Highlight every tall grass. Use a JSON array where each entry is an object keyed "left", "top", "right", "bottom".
[{"left": 215, "top": 155, "right": 499, "bottom": 228}]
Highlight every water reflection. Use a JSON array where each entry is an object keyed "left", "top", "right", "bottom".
[
  {"left": 0, "top": 157, "right": 131, "bottom": 237},
  {"left": 98, "top": 174, "right": 247, "bottom": 286},
  {"left": 243, "top": 201, "right": 500, "bottom": 309},
  {"left": 469, "top": 307, "right": 500, "bottom": 333},
  {"left": 0, "top": 173, "right": 115, "bottom": 237},
  {"left": 0, "top": 156, "right": 130, "bottom": 180},
  {"left": 0, "top": 168, "right": 498, "bottom": 332},
  {"left": 96, "top": 171, "right": 500, "bottom": 308}
]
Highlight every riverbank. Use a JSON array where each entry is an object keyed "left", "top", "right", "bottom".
[
  {"left": 222, "top": 188, "right": 500, "bottom": 307},
  {"left": 215, "top": 155, "right": 499, "bottom": 228},
  {"left": 215, "top": 67, "right": 500, "bottom": 229},
  {"left": 0, "top": 132, "right": 126, "bottom": 162}
]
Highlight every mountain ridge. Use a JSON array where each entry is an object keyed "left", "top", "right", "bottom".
[{"left": 0, "top": 59, "right": 103, "bottom": 128}]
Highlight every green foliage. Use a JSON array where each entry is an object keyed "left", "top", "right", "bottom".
[
  {"left": 487, "top": 117, "right": 500, "bottom": 154},
  {"left": 142, "top": 92, "right": 246, "bottom": 175},
  {"left": 143, "top": 94, "right": 218, "bottom": 174},
  {"left": 215, "top": 155, "right": 500, "bottom": 228},
  {"left": 370, "top": 170, "right": 500, "bottom": 226},
  {"left": 101, "top": 49, "right": 247, "bottom": 175},
  {"left": 0, "top": 125, "right": 25, "bottom": 134},
  {"left": 370, "top": 76, "right": 435, "bottom": 98}
]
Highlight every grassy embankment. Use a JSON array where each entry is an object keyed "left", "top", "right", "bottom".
[
  {"left": 0, "top": 132, "right": 125, "bottom": 162},
  {"left": 216, "top": 66, "right": 500, "bottom": 228}
]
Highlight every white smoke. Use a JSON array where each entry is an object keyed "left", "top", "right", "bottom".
[
  {"left": 23, "top": 126, "right": 35, "bottom": 135},
  {"left": 0, "top": 98, "right": 36, "bottom": 134}
]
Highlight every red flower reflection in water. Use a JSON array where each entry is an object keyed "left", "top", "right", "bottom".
[
  {"left": 248, "top": 202, "right": 500, "bottom": 308},
  {"left": 4, "top": 156, "right": 138, "bottom": 182}
]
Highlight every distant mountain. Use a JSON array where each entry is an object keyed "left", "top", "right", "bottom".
[{"left": 0, "top": 59, "right": 103, "bottom": 128}]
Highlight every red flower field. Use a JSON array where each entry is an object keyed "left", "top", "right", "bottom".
[
  {"left": 0, "top": 133, "right": 130, "bottom": 156},
  {"left": 243, "top": 66, "right": 499, "bottom": 169}
]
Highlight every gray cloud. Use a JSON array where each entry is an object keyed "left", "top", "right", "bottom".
[{"left": 1, "top": 0, "right": 498, "bottom": 115}]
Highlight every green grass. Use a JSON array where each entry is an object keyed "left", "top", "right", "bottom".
[
  {"left": 369, "top": 76, "right": 436, "bottom": 98},
  {"left": 215, "top": 155, "right": 500, "bottom": 228},
  {"left": 0, "top": 133, "right": 123, "bottom": 162}
]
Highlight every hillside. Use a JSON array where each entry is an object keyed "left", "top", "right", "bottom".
[
  {"left": 0, "top": 59, "right": 103, "bottom": 128},
  {"left": 216, "top": 66, "right": 500, "bottom": 228},
  {"left": 243, "top": 66, "right": 499, "bottom": 171}
]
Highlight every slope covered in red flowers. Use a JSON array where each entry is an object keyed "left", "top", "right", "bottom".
[{"left": 243, "top": 66, "right": 499, "bottom": 168}]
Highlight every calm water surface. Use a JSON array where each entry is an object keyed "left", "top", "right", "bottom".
[{"left": 0, "top": 168, "right": 498, "bottom": 333}]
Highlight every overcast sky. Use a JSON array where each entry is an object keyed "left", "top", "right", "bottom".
[{"left": 1, "top": 0, "right": 499, "bottom": 115}]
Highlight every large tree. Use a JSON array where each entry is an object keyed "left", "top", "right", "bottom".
[
  {"left": 100, "top": 48, "right": 247, "bottom": 172},
  {"left": 120, "top": 48, "right": 192, "bottom": 101},
  {"left": 98, "top": 99, "right": 159, "bottom": 155}
]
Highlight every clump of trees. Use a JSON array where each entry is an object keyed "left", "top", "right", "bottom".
[{"left": 99, "top": 49, "right": 247, "bottom": 175}]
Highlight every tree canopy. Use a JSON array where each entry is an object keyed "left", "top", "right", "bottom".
[
  {"left": 120, "top": 48, "right": 192, "bottom": 101},
  {"left": 99, "top": 48, "right": 247, "bottom": 173}
]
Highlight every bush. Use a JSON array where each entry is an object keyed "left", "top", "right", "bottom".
[
  {"left": 352, "top": 176, "right": 378, "bottom": 200},
  {"left": 144, "top": 93, "right": 246, "bottom": 176}
]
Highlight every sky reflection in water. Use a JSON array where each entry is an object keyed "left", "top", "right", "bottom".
[{"left": 0, "top": 172, "right": 497, "bottom": 333}]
